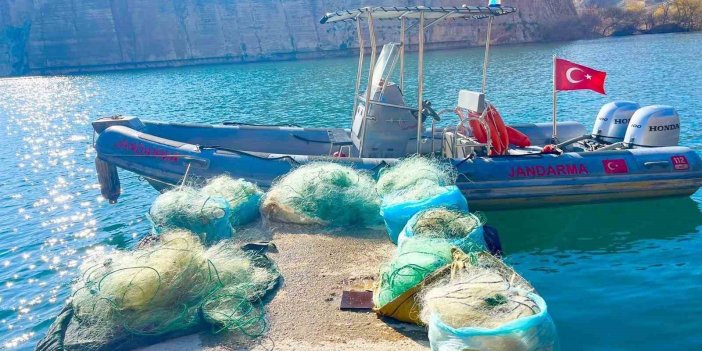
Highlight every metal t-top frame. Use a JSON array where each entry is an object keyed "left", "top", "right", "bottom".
[{"left": 321, "top": 5, "right": 517, "bottom": 155}]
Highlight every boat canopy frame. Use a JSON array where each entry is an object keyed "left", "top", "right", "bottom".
[
  {"left": 320, "top": 6, "right": 517, "bottom": 24},
  {"left": 320, "top": 5, "right": 517, "bottom": 155}
]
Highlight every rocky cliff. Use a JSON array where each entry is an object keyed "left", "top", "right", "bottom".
[{"left": 0, "top": 0, "right": 578, "bottom": 76}]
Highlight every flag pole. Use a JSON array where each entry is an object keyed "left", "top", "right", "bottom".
[
  {"left": 552, "top": 54, "right": 558, "bottom": 143},
  {"left": 481, "top": 15, "right": 494, "bottom": 94}
]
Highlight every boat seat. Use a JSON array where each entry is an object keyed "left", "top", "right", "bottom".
[
  {"left": 327, "top": 129, "right": 354, "bottom": 156},
  {"left": 327, "top": 129, "right": 353, "bottom": 146}
]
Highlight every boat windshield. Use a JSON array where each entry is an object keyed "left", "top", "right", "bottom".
[{"left": 369, "top": 43, "right": 401, "bottom": 99}]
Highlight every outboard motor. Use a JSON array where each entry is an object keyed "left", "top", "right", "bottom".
[
  {"left": 592, "top": 101, "right": 640, "bottom": 142},
  {"left": 623, "top": 105, "right": 680, "bottom": 148}
]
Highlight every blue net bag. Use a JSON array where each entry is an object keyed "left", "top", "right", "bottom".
[
  {"left": 421, "top": 252, "right": 559, "bottom": 351},
  {"left": 380, "top": 186, "right": 468, "bottom": 244},
  {"left": 427, "top": 293, "right": 559, "bottom": 351}
]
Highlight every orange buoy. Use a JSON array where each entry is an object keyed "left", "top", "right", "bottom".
[{"left": 467, "top": 105, "right": 509, "bottom": 155}]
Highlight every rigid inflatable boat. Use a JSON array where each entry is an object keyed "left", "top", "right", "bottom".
[{"left": 93, "top": 6, "right": 702, "bottom": 209}]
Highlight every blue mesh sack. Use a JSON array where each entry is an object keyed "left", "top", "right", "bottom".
[
  {"left": 421, "top": 252, "right": 559, "bottom": 351},
  {"left": 427, "top": 293, "right": 558, "bottom": 351},
  {"left": 380, "top": 185, "right": 469, "bottom": 244},
  {"left": 397, "top": 208, "right": 485, "bottom": 253}
]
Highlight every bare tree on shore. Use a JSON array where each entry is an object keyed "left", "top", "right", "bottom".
[{"left": 581, "top": 0, "right": 702, "bottom": 36}]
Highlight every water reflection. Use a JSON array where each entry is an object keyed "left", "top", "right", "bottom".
[
  {"left": 486, "top": 197, "right": 702, "bottom": 255},
  {"left": 494, "top": 197, "right": 702, "bottom": 351}
]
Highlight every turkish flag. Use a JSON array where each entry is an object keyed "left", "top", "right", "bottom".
[
  {"left": 603, "top": 159, "right": 628, "bottom": 174},
  {"left": 555, "top": 58, "right": 607, "bottom": 94}
]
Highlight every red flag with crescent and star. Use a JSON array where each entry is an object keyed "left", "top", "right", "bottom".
[
  {"left": 555, "top": 58, "right": 607, "bottom": 95},
  {"left": 603, "top": 159, "right": 628, "bottom": 174}
]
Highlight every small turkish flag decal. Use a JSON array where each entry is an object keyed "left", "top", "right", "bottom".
[{"left": 603, "top": 159, "right": 629, "bottom": 174}]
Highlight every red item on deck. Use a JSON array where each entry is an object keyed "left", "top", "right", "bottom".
[
  {"left": 541, "top": 144, "right": 559, "bottom": 154},
  {"left": 505, "top": 126, "right": 531, "bottom": 148},
  {"left": 332, "top": 151, "right": 348, "bottom": 158}
]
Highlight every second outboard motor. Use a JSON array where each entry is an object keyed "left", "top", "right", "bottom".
[
  {"left": 592, "top": 101, "right": 640, "bottom": 142},
  {"left": 623, "top": 105, "right": 680, "bottom": 148}
]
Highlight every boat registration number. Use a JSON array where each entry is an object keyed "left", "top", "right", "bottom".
[
  {"left": 672, "top": 155, "right": 690, "bottom": 171},
  {"left": 115, "top": 139, "right": 179, "bottom": 163}
]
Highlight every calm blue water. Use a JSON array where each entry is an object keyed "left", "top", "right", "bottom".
[{"left": 1, "top": 32, "right": 701, "bottom": 350}]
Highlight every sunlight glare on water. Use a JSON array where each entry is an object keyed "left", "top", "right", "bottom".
[{"left": 0, "top": 77, "right": 149, "bottom": 349}]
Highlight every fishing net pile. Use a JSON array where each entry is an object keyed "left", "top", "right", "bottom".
[
  {"left": 419, "top": 252, "right": 558, "bottom": 351},
  {"left": 376, "top": 156, "right": 456, "bottom": 197},
  {"left": 149, "top": 177, "right": 263, "bottom": 244},
  {"left": 377, "top": 157, "right": 468, "bottom": 243},
  {"left": 409, "top": 208, "right": 481, "bottom": 239},
  {"left": 398, "top": 208, "right": 486, "bottom": 252},
  {"left": 373, "top": 237, "right": 455, "bottom": 309},
  {"left": 148, "top": 187, "right": 233, "bottom": 244},
  {"left": 56, "top": 230, "right": 279, "bottom": 351},
  {"left": 201, "top": 176, "right": 264, "bottom": 227},
  {"left": 261, "top": 162, "right": 381, "bottom": 226},
  {"left": 373, "top": 158, "right": 493, "bottom": 324},
  {"left": 381, "top": 179, "right": 459, "bottom": 207}
]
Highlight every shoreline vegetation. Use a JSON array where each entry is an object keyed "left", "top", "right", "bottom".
[{"left": 576, "top": 0, "right": 702, "bottom": 37}]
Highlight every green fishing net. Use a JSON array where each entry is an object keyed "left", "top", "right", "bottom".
[
  {"left": 410, "top": 208, "right": 482, "bottom": 240},
  {"left": 261, "top": 162, "right": 381, "bottom": 226},
  {"left": 148, "top": 187, "right": 233, "bottom": 244},
  {"left": 396, "top": 208, "right": 486, "bottom": 254},
  {"left": 418, "top": 253, "right": 558, "bottom": 351},
  {"left": 200, "top": 176, "right": 263, "bottom": 227},
  {"left": 373, "top": 237, "right": 455, "bottom": 308},
  {"left": 381, "top": 179, "right": 452, "bottom": 206},
  {"left": 376, "top": 156, "right": 457, "bottom": 197},
  {"left": 419, "top": 253, "right": 537, "bottom": 329},
  {"left": 66, "top": 230, "right": 279, "bottom": 350}
]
